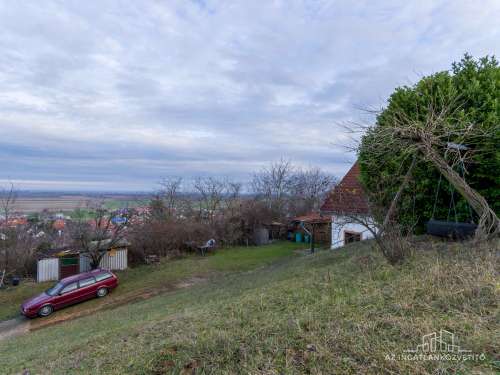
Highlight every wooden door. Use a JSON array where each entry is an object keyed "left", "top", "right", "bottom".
[{"left": 59, "top": 255, "right": 79, "bottom": 279}]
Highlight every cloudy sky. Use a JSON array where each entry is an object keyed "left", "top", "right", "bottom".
[{"left": 1, "top": 1, "right": 499, "bottom": 191}]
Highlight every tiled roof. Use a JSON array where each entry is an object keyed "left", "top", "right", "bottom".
[
  {"left": 320, "top": 162, "right": 370, "bottom": 215},
  {"left": 291, "top": 213, "right": 331, "bottom": 224},
  {"left": 53, "top": 219, "right": 65, "bottom": 230}
]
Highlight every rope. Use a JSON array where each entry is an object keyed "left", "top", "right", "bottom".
[
  {"left": 432, "top": 142, "right": 474, "bottom": 224},
  {"left": 431, "top": 173, "right": 443, "bottom": 220},
  {"left": 447, "top": 187, "right": 458, "bottom": 223},
  {"left": 458, "top": 157, "right": 475, "bottom": 223}
]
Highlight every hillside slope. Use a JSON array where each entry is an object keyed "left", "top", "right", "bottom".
[{"left": 1, "top": 239, "right": 498, "bottom": 374}]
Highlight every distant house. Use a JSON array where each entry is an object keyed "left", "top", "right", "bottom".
[
  {"left": 321, "top": 162, "right": 377, "bottom": 248},
  {"left": 36, "top": 238, "right": 129, "bottom": 282},
  {"left": 0, "top": 216, "right": 28, "bottom": 228},
  {"left": 52, "top": 219, "right": 66, "bottom": 238}
]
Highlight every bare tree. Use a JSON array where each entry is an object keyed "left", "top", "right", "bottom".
[
  {"left": 251, "top": 158, "right": 294, "bottom": 220},
  {"left": 290, "top": 167, "right": 336, "bottom": 214},
  {"left": 344, "top": 88, "right": 499, "bottom": 241},
  {"left": 225, "top": 181, "right": 242, "bottom": 217},
  {"left": 159, "top": 177, "right": 183, "bottom": 218},
  {"left": 193, "top": 177, "right": 226, "bottom": 226},
  {"left": 70, "top": 202, "right": 132, "bottom": 269},
  {"left": 376, "top": 98, "right": 499, "bottom": 239},
  {"left": 0, "top": 183, "right": 18, "bottom": 272},
  {"left": 331, "top": 167, "right": 417, "bottom": 265},
  {"left": 0, "top": 183, "right": 17, "bottom": 225}
]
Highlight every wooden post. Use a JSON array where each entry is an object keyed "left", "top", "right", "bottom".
[{"left": 310, "top": 224, "right": 315, "bottom": 254}]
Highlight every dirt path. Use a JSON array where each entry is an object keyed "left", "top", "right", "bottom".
[
  {"left": 0, "top": 276, "right": 207, "bottom": 342},
  {"left": 0, "top": 317, "right": 30, "bottom": 341}
]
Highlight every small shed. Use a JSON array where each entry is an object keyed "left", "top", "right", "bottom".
[
  {"left": 252, "top": 226, "right": 270, "bottom": 246},
  {"left": 290, "top": 213, "right": 331, "bottom": 245},
  {"left": 36, "top": 239, "right": 129, "bottom": 282},
  {"left": 264, "top": 221, "right": 287, "bottom": 241}
]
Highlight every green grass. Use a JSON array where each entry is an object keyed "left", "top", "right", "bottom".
[
  {"left": 0, "top": 239, "right": 497, "bottom": 374},
  {"left": 103, "top": 199, "right": 150, "bottom": 210},
  {"left": 0, "top": 241, "right": 303, "bottom": 322},
  {"left": 207, "top": 241, "right": 303, "bottom": 271},
  {"left": 0, "top": 282, "right": 53, "bottom": 321}
]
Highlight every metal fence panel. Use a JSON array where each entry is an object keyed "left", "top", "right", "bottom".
[
  {"left": 37, "top": 258, "right": 59, "bottom": 282},
  {"left": 79, "top": 254, "right": 91, "bottom": 273},
  {"left": 99, "top": 249, "right": 128, "bottom": 270}
]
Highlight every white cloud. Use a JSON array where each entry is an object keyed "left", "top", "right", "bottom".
[{"left": 0, "top": 0, "right": 499, "bottom": 190}]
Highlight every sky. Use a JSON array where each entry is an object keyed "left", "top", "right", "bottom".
[{"left": 0, "top": 1, "right": 499, "bottom": 192}]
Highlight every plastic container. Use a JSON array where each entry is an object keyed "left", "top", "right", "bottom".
[{"left": 295, "top": 232, "right": 302, "bottom": 242}]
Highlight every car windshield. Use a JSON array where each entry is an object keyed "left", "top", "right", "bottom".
[{"left": 45, "top": 282, "right": 64, "bottom": 296}]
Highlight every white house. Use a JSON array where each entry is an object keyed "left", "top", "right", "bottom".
[{"left": 321, "top": 162, "right": 377, "bottom": 249}]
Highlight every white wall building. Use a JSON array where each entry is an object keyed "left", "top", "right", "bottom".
[
  {"left": 321, "top": 162, "right": 378, "bottom": 249},
  {"left": 330, "top": 214, "right": 377, "bottom": 249}
]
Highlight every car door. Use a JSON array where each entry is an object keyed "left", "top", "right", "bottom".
[
  {"left": 53, "top": 282, "right": 79, "bottom": 308},
  {"left": 78, "top": 276, "right": 98, "bottom": 301}
]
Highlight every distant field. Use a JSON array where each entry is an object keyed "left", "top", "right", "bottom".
[{"left": 12, "top": 195, "right": 149, "bottom": 214}]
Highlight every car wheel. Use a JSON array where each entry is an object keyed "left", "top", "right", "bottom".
[
  {"left": 38, "top": 305, "right": 53, "bottom": 317},
  {"left": 97, "top": 287, "right": 108, "bottom": 298}
]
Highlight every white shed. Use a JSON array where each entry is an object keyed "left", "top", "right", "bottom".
[
  {"left": 36, "top": 241, "right": 129, "bottom": 282},
  {"left": 320, "top": 162, "right": 378, "bottom": 249},
  {"left": 79, "top": 248, "right": 128, "bottom": 273},
  {"left": 37, "top": 258, "right": 60, "bottom": 282}
]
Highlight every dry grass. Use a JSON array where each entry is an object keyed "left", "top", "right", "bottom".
[{"left": 0, "top": 238, "right": 497, "bottom": 374}]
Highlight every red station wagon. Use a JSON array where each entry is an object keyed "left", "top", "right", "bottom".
[{"left": 21, "top": 269, "right": 118, "bottom": 318}]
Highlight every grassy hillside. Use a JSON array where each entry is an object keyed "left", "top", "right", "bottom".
[
  {"left": 0, "top": 239, "right": 498, "bottom": 374},
  {"left": 0, "top": 242, "right": 303, "bottom": 322}
]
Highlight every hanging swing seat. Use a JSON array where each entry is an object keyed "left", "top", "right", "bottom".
[
  {"left": 425, "top": 145, "right": 477, "bottom": 239},
  {"left": 426, "top": 219, "right": 476, "bottom": 239}
]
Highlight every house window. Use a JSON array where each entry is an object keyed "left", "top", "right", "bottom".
[{"left": 344, "top": 231, "right": 361, "bottom": 245}]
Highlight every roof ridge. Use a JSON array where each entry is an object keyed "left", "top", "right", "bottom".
[{"left": 320, "top": 161, "right": 369, "bottom": 215}]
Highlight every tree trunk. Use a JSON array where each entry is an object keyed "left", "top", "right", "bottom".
[
  {"left": 382, "top": 156, "right": 416, "bottom": 230},
  {"left": 421, "top": 144, "right": 499, "bottom": 238}
]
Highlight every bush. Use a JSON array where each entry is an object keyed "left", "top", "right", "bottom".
[{"left": 359, "top": 54, "right": 500, "bottom": 232}]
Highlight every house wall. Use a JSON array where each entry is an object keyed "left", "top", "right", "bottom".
[
  {"left": 331, "top": 215, "right": 377, "bottom": 249},
  {"left": 37, "top": 258, "right": 59, "bottom": 282}
]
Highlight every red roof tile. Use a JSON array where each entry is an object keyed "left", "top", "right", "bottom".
[
  {"left": 53, "top": 219, "right": 65, "bottom": 230},
  {"left": 320, "top": 162, "right": 370, "bottom": 215},
  {"left": 292, "top": 213, "right": 331, "bottom": 224}
]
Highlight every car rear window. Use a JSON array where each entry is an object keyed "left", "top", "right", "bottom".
[
  {"left": 95, "top": 272, "right": 112, "bottom": 282},
  {"left": 79, "top": 277, "right": 96, "bottom": 288}
]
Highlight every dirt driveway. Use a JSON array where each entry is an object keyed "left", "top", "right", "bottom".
[
  {"left": 0, "top": 276, "right": 206, "bottom": 342},
  {"left": 0, "top": 317, "right": 31, "bottom": 341}
]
